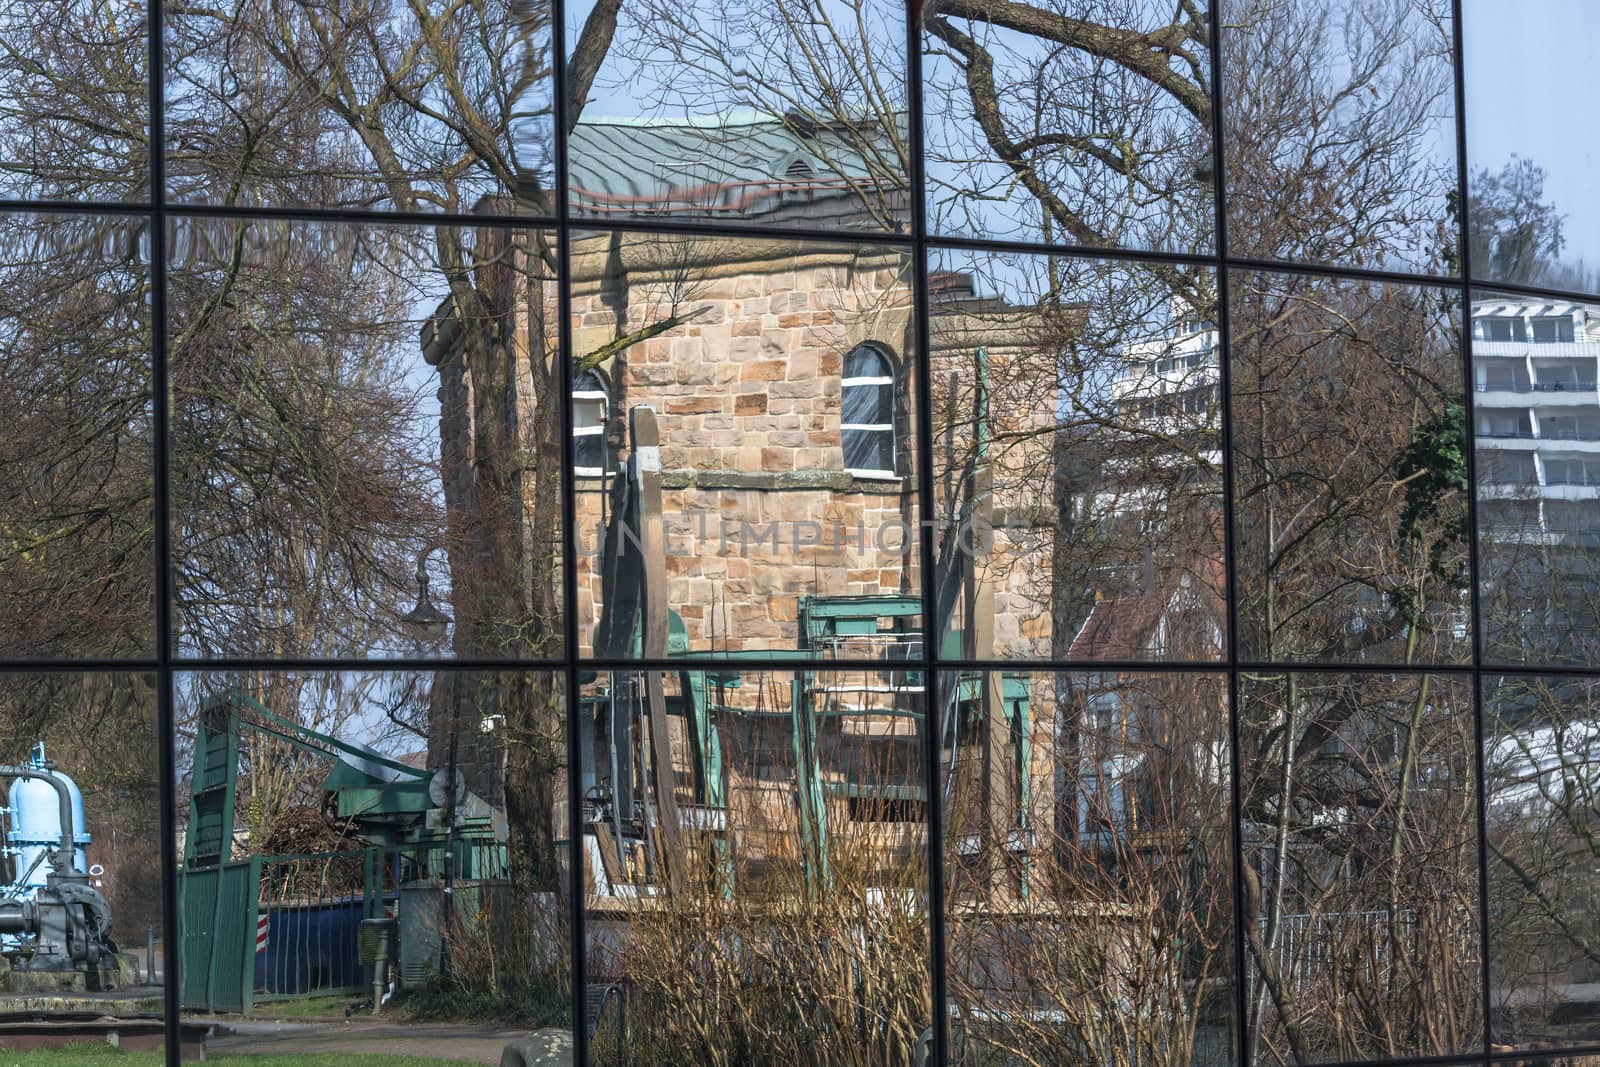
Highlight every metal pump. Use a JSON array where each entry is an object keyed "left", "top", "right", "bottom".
[{"left": 0, "top": 747, "right": 120, "bottom": 985}]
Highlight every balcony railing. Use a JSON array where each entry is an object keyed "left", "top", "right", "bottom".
[
  {"left": 1477, "top": 429, "right": 1600, "bottom": 442},
  {"left": 1473, "top": 339, "right": 1600, "bottom": 357}
]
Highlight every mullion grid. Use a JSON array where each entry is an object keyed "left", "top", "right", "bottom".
[
  {"left": 1451, "top": 0, "right": 1495, "bottom": 1062},
  {"left": 549, "top": 2, "right": 590, "bottom": 1060},
  {"left": 148, "top": 0, "right": 181, "bottom": 1056},
  {"left": 0, "top": 2, "right": 1584, "bottom": 1065}
]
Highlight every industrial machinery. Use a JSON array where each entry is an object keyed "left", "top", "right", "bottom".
[
  {"left": 580, "top": 407, "right": 1035, "bottom": 905},
  {"left": 0, "top": 744, "right": 122, "bottom": 989}
]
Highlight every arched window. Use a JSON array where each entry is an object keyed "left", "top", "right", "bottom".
[
  {"left": 841, "top": 345, "right": 896, "bottom": 477},
  {"left": 573, "top": 369, "right": 610, "bottom": 476}
]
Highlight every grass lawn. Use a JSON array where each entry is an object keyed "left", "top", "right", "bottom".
[{"left": 0, "top": 1047, "right": 473, "bottom": 1067}]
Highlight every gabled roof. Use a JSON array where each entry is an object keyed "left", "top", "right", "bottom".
[{"left": 1067, "top": 553, "right": 1225, "bottom": 661}]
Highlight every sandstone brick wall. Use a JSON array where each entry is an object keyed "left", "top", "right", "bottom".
[
  {"left": 565, "top": 234, "right": 924, "bottom": 654},
  {"left": 515, "top": 230, "right": 1066, "bottom": 873}
]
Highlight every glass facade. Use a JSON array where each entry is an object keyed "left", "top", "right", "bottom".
[{"left": 0, "top": 1, "right": 1596, "bottom": 1065}]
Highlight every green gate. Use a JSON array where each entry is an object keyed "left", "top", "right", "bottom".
[{"left": 179, "top": 856, "right": 262, "bottom": 1013}]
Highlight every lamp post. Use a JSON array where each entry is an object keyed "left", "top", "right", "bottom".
[
  {"left": 399, "top": 548, "right": 459, "bottom": 978},
  {"left": 399, "top": 549, "right": 452, "bottom": 644}
]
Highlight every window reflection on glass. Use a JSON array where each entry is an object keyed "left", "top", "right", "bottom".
[
  {"left": 1473, "top": 292, "right": 1600, "bottom": 666},
  {"left": 1484, "top": 674, "right": 1600, "bottom": 1055},
  {"left": 0, "top": 213, "right": 152, "bottom": 659},
  {"left": 943, "top": 670, "right": 1236, "bottom": 1067},
  {"left": 1223, "top": 0, "right": 1457, "bottom": 274},
  {"left": 0, "top": 1, "right": 147, "bottom": 201},
  {"left": 921, "top": 0, "right": 1213, "bottom": 254},
  {"left": 167, "top": 1, "right": 555, "bottom": 212},
  {"left": 566, "top": 0, "right": 908, "bottom": 232},
  {"left": 930, "top": 248, "right": 1223, "bottom": 663},
  {"left": 570, "top": 230, "right": 921, "bottom": 661},
  {"left": 1465, "top": 0, "right": 1600, "bottom": 293},
  {"left": 170, "top": 218, "right": 565, "bottom": 661},
  {"left": 176, "top": 670, "right": 570, "bottom": 1050},
  {"left": 1230, "top": 270, "right": 1470, "bottom": 665},
  {"left": 1239, "top": 671, "right": 1482, "bottom": 1064},
  {"left": 0, "top": 673, "right": 164, "bottom": 1052},
  {"left": 583, "top": 668, "right": 929, "bottom": 1064}
]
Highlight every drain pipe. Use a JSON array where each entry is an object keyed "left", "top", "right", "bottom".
[{"left": 0, "top": 766, "right": 77, "bottom": 875}]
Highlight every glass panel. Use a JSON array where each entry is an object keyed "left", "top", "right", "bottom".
[
  {"left": 846, "top": 345, "right": 891, "bottom": 379},
  {"left": 1474, "top": 292, "right": 1600, "bottom": 666},
  {"left": 1464, "top": 0, "right": 1600, "bottom": 292},
  {"left": 571, "top": 230, "right": 920, "bottom": 661},
  {"left": 1223, "top": 0, "right": 1458, "bottom": 275},
  {"left": 0, "top": 213, "right": 152, "bottom": 658},
  {"left": 0, "top": 673, "right": 166, "bottom": 1056},
  {"left": 930, "top": 248, "right": 1223, "bottom": 662},
  {"left": 583, "top": 668, "right": 929, "bottom": 1063},
  {"left": 177, "top": 669, "right": 570, "bottom": 1051},
  {"left": 170, "top": 218, "right": 564, "bottom": 661},
  {"left": 843, "top": 428, "right": 892, "bottom": 475},
  {"left": 1484, "top": 673, "right": 1600, "bottom": 1054},
  {"left": 922, "top": 0, "right": 1213, "bottom": 254},
  {"left": 1239, "top": 670, "right": 1482, "bottom": 1064},
  {"left": 842, "top": 380, "right": 893, "bottom": 427},
  {"left": 944, "top": 670, "right": 1237, "bottom": 1066},
  {"left": 0, "top": 2, "right": 147, "bottom": 201},
  {"left": 166, "top": 2, "right": 555, "bottom": 213},
  {"left": 566, "top": 0, "right": 908, "bottom": 232},
  {"left": 1230, "top": 270, "right": 1470, "bottom": 665},
  {"left": 574, "top": 397, "right": 607, "bottom": 432}
]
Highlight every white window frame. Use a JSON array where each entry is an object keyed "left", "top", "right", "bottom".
[
  {"left": 841, "top": 346, "right": 897, "bottom": 479},
  {"left": 572, "top": 371, "right": 610, "bottom": 477},
  {"left": 1532, "top": 315, "right": 1575, "bottom": 343}
]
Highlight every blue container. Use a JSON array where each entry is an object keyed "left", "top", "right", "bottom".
[{"left": 253, "top": 894, "right": 396, "bottom": 995}]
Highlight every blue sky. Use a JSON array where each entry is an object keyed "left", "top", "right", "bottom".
[{"left": 1446, "top": 1, "right": 1593, "bottom": 282}]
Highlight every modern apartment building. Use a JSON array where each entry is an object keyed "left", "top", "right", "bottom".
[{"left": 1473, "top": 297, "right": 1600, "bottom": 535}]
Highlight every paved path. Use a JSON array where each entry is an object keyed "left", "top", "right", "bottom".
[{"left": 202, "top": 1019, "right": 525, "bottom": 1063}]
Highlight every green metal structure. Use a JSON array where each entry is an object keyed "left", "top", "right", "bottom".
[{"left": 179, "top": 691, "right": 479, "bottom": 1012}]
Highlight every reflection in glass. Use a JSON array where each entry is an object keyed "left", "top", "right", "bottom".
[
  {"left": 1465, "top": 0, "right": 1600, "bottom": 293},
  {"left": 922, "top": 0, "right": 1212, "bottom": 253},
  {"left": 568, "top": 0, "right": 907, "bottom": 231},
  {"left": 1230, "top": 270, "right": 1470, "bottom": 665},
  {"left": 177, "top": 670, "right": 570, "bottom": 1045},
  {"left": 0, "top": 674, "right": 165, "bottom": 1052},
  {"left": 170, "top": 217, "right": 565, "bottom": 660},
  {"left": 1239, "top": 671, "right": 1481, "bottom": 1064},
  {"left": 166, "top": 0, "right": 555, "bottom": 212},
  {"left": 930, "top": 249, "right": 1223, "bottom": 662},
  {"left": 570, "top": 230, "right": 920, "bottom": 661},
  {"left": 583, "top": 668, "right": 928, "bottom": 1064},
  {"left": 0, "top": 1, "right": 147, "bottom": 201},
  {"left": 1223, "top": 0, "right": 1457, "bottom": 274},
  {"left": 944, "top": 670, "right": 1235, "bottom": 1066},
  {"left": 0, "top": 214, "right": 152, "bottom": 658},
  {"left": 1473, "top": 293, "right": 1600, "bottom": 667},
  {"left": 1484, "top": 674, "right": 1600, "bottom": 1054}
]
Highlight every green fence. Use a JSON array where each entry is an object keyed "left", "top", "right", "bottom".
[{"left": 180, "top": 839, "right": 504, "bottom": 1014}]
